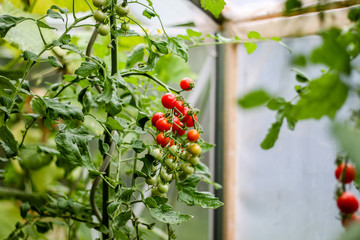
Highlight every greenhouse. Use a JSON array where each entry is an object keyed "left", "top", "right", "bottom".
[{"left": 1, "top": 0, "right": 360, "bottom": 239}]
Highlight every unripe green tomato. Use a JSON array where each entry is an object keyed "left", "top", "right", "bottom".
[
  {"left": 165, "top": 158, "right": 177, "bottom": 170},
  {"left": 121, "top": 22, "right": 130, "bottom": 31},
  {"left": 157, "top": 183, "right": 169, "bottom": 193},
  {"left": 152, "top": 148, "right": 163, "bottom": 161},
  {"left": 187, "top": 143, "right": 201, "bottom": 156},
  {"left": 93, "top": 0, "right": 106, "bottom": 8},
  {"left": 145, "top": 176, "right": 158, "bottom": 185},
  {"left": 169, "top": 145, "right": 178, "bottom": 154},
  {"left": 189, "top": 156, "right": 200, "bottom": 166},
  {"left": 98, "top": 24, "right": 110, "bottom": 36},
  {"left": 178, "top": 171, "right": 188, "bottom": 181},
  {"left": 93, "top": 9, "right": 107, "bottom": 23},
  {"left": 181, "top": 163, "right": 194, "bottom": 175},
  {"left": 160, "top": 169, "right": 172, "bottom": 182},
  {"left": 116, "top": 4, "right": 129, "bottom": 17},
  {"left": 180, "top": 151, "right": 190, "bottom": 160},
  {"left": 151, "top": 188, "right": 161, "bottom": 196}
]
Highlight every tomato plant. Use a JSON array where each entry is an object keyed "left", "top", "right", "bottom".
[
  {"left": 180, "top": 77, "right": 194, "bottom": 91},
  {"left": 335, "top": 163, "right": 357, "bottom": 184},
  {"left": 0, "top": 0, "right": 230, "bottom": 239}
]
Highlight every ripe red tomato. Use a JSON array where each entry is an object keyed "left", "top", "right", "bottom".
[
  {"left": 183, "top": 114, "right": 197, "bottom": 127},
  {"left": 172, "top": 116, "right": 182, "bottom": 131},
  {"left": 187, "top": 129, "right": 200, "bottom": 142},
  {"left": 151, "top": 112, "right": 165, "bottom": 127},
  {"left": 156, "top": 118, "right": 171, "bottom": 132},
  {"left": 180, "top": 78, "right": 194, "bottom": 91},
  {"left": 337, "top": 192, "right": 359, "bottom": 214},
  {"left": 161, "top": 93, "right": 177, "bottom": 109},
  {"left": 335, "top": 163, "right": 357, "bottom": 184},
  {"left": 174, "top": 100, "right": 184, "bottom": 114},
  {"left": 177, "top": 128, "right": 186, "bottom": 136},
  {"left": 156, "top": 133, "right": 173, "bottom": 147},
  {"left": 181, "top": 106, "right": 189, "bottom": 116},
  {"left": 342, "top": 214, "right": 360, "bottom": 228}
]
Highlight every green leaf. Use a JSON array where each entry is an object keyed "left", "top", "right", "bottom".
[
  {"left": 105, "top": 117, "right": 128, "bottom": 131},
  {"left": 50, "top": 5, "right": 69, "bottom": 14},
  {"left": 75, "top": 61, "right": 99, "bottom": 77},
  {"left": 168, "top": 37, "right": 189, "bottom": 62},
  {"left": 140, "top": 154, "right": 154, "bottom": 177},
  {"left": 200, "top": 0, "right": 226, "bottom": 18},
  {"left": 20, "top": 202, "right": 30, "bottom": 219},
  {"left": 0, "top": 125, "right": 18, "bottom": 158},
  {"left": 186, "top": 29, "right": 202, "bottom": 38},
  {"left": 47, "top": 9, "right": 64, "bottom": 21},
  {"left": 293, "top": 73, "right": 348, "bottom": 120},
  {"left": 136, "top": 112, "right": 149, "bottom": 130},
  {"left": 130, "top": 139, "right": 146, "bottom": 153},
  {"left": 96, "top": 77, "right": 123, "bottom": 116},
  {"left": 0, "top": 76, "right": 16, "bottom": 97},
  {"left": 55, "top": 126, "right": 94, "bottom": 170},
  {"left": 47, "top": 56, "right": 63, "bottom": 68},
  {"left": 144, "top": 197, "right": 158, "bottom": 208},
  {"left": 285, "top": 0, "right": 302, "bottom": 13},
  {"left": 311, "top": 28, "right": 350, "bottom": 74},
  {"left": 19, "top": 147, "right": 53, "bottom": 170},
  {"left": 261, "top": 110, "right": 285, "bottom": 149},
  {"left": 149, "top": 208, "right": 192, "bottom": 224},
  {"left": 114, "top": 210, "right": 132, "bottom": 228},
  {"left": 117, "top": 29, "right": 140, "bottom": 37},
  {"left": 22, "top": 50, "right": 37, "bottom": 61},
  {"left": 30, "top": 97, "right": 84, "bottom": 121},
  {"left": 266, "top": 97, "right": 286, "bottom": 110},
  {"left": 247, "top": 31, "right": 261, "bottom": 39},
  {"left": 244, "top": 42, "right": 257, "bottom": 54},
  {"left": 36, "top": 20, "right": 56, "bottom": 29},
  {"left": 35, "top": 221, "right": 52, "bottom": 234},
  {"left": 198, "top": 142, "right": 214, "bottom": 153},
  {"left": 177, "top": 175, "right": 223, "bottom": 209},
  {"left": 125, "top": 44, "right": 144, "bottom": 69},
  {"left": 292, "top": 69, "right": 309, "bottom": 82},
  {"left": 195, "top": 162, "right": 222, "bottom": 189},
  {"left": 142, "top": 9, "right": 156, "bottom": 19},
  {"left": 0, "top": 15, "right": 26, "bottom": 37},
  {"left": 152, "top": 40, "right": 169, "bottom": 54},
  {"left": 238, "top": 89, "right": 271, "bottom": 108}
]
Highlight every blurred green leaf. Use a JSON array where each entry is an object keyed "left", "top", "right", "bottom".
[
  {"left": 149, "top": 208, "right": 192, "bottom": 224},
  {"left": 238, "top": 89, "right": 271, "bottom": 108},
  {"left": 200, "top": 0, "right": 226, "bottom": 18},
  {"left": 293, "top": 73, "right": 348, "bottom": 119}
]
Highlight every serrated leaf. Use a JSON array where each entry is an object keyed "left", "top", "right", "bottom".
[
  {"left": 96, "top": 77, "right": 123, "bottom": 116},
  {"left": 117, "top": 29, "right": 140, "bottom": 37},
  {"left": 293, "top": 73, "right": 348, "bottom": 120},
  {"left": 105, "top": 117, "right": 128, "bottom": 131},
  {"left": 238, "top": 89, "right": 271, "bottom": 108},
  {"left": 130, "top": 139, "right": 146, "bottom": 153},
  {"left": 244, "top": 42, "right": 257, "bottom": 54},
  {"left": 50, "top": 5, "right": 69, "bottom": 14},
  {"left": 0, "top": 14, "right": 26, "bottom": 37},
  {"left": 198, "top": 142, "right": 214, "bottom": 153},
  {"left": 55, "top": 126, "right": 94, "bottom": 170},
  {"left": 149, "top": 208, "right": 192, "bottom": 224},
  {"left": 177, "top": 175, "right": 223, "bottom": 209},
  {"left": 260, "top": 110, "right": 284, "bottom": 149},
  {"left": 75, "top": 61, "right": 99, "bottom": 77},
  {"left": 19, "top": 146, "right": 53, "bottom": 170},
  {"left": 31, "top": 97, "right": 84, "bottom": 121},
  {"left": 47, "top": 56, "right": 63, "bottom": 68},
  {"left": 168, "top": 37, "right": 188, "bottom": 62},
  {"left": 125, "top": 43, "right": 144, "bottom": 69},
  {"left": 200, "top": 0, "right": 226, "bottom": 18},
  {"left": 137, "top": 50, "right": 160, "bottom": 72},
  {"left": 144, "top": 197, "right": 158, "bottom": 208}
]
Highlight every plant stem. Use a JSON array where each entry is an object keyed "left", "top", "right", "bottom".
[
  {"left": 121, "top": 72, "right": 179, "bottom": 94},
  {"left": 131, "top": 153, "right": 138, "bottom": 187}
]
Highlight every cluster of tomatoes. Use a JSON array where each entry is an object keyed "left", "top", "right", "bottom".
[
  {"left": 334, "top": 162, "right": 360, "bottom": 227},
  {"left": 146, "top": 78, "right": 202, "bottom": 197},
  {"left": 92, "top": 0, "right": 130, "bottom": 36}
]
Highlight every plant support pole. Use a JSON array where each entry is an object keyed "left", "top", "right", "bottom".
[{"left": 102, "top": 0, "right": 118, "bottom": 238}]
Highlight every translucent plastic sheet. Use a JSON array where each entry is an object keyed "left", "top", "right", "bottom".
[{"left": 236, "top": 36, "right": 350, "bottom": 240}]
